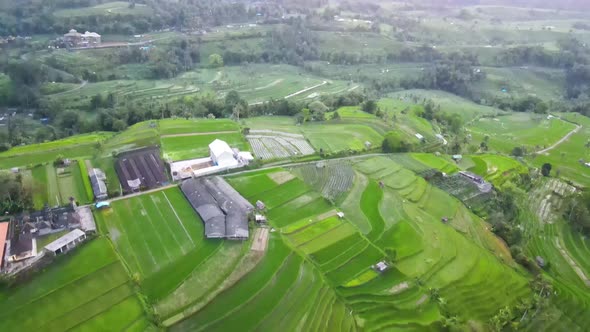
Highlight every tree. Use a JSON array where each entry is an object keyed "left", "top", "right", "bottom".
[
  {"left": 309, "top": 101, "right": 328, "bottom": 121},
  {"left": 564, "top": 192, "right": 590, "bottom": 234},
  {"left": 362, "top": 100, "right": 378, "bottom": 114},
  {"left": 113, "top": 119, "right": 128, "bottom": 132},
  {"left": 541, "top": 163, "right": 552, "bottom": 177},
  {"left": 512, "top": 146, "right": 525, "bottom": 157},
  {"left": 382, "top": 131, "right": 412, "bottom": 153},
  {"left": 0, "top": 172, "right": 33, "bottom": 214},
  {"left": 332, "top": 111, "right": 341, "bottom": 120},
  {"left": 209, "top": 54, "right": 224, "bottom": 68}
]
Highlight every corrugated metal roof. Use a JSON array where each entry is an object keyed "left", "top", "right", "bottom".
[{"left": 45, "top": 229, "right": 85, "bottom": 252}]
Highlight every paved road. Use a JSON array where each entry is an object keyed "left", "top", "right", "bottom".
[{"left": 536, "top": 124, "right": 582, "bottom": 155}]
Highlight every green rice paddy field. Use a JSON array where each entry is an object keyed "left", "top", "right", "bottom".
[
  {"left": 219, "top": 157, "right": 530, "bottom": 330},
  {"left": 0, "top": 238, "right": 151, "bottom": 331},
  {"left": 243, "top": 116, "right": 386, "bottom": 154},
  {"left": 531, "top": 112, "right": 590, "bottom": 187},
  {"left": 468, "top": 113, "right": 577, "bottom": 154},
  {"left": 161, "top": 133, "right": 248, "bottom": 161},
  {"left": 29, "top": 161, "right": 92, "bottom": 208}
]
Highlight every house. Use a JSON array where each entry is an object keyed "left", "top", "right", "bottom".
[
  {"left": 0, "top": 222, "right": 8, "bottom": 271},
  {"left": 452, "top": 155, "right": 463, "bottom": 161},
  {"left": 209, "top": 139, "right": 238, "bottom": 167},
  {"left": 63, "top": 29, "right": 101, "bottom": 47},
  {"left": 459, "top": 171, "right": 493, "bottom": 193},
  {"left": 337, "top": 212, "right": 345, "bottom": 219},
  {"left": 255, "top": 214, "right": 267, "bottom": 223},
  {"left": 81, "top": 31, "right": 101, "bottom": 45},
  {"left": 373, "top": 261, "right": 389, "bottom": 273},
  {"left": 89, "top": 168, "right": 108, "bottom": 200},
  {"left": 63, "top": 29, "right": 82, "bottom": 46},
  {"left": 459, "top": 171, "right": 484, "bottom": 184},
  {"left": 256, "top": 200, "right": 266, "bottom": 210},
  {"left": 45, "top": 229, "right": 87, "bottom": 255},
  {"left": 415, "top": 133, "right": 424, "bottom": 141}
]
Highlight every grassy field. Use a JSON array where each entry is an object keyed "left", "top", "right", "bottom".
[
  {"left": 243, "top": 117, "right": 385, "bottom": 154},
  {"left": 468, "top": 113, "right": 577, "bottom": 154},
  {"left": 44, "top": 64, "right": 352, "bottom": 109},
  {"left": 470, "top": 154, "right": 528, "bottom": 187},
  {"left": 0, "top": 133, "right": 113, "bottom": 169},
  {"left": 0, "top": 238, "right": 150, "bottom": 331},
  {"left": 378, "top": 98, "right": 440, "bottom": 143},
  {"left": 158, "top": 119, "right": 239, "bottom": 135},
  {"left": 531, "top": 112, "right": 590, "bottom": 187},
  {"left": 30, "top": 161, "right": 91, "bottom": 207},
  {"left": 94, "top": 187, "right": 206, "bottom": 279},
  {"left": 386, "top": 89, "right": 501, "bottom": 120},
  {"left": 161, "top": 133, "right": 248, "bottom": 161}
]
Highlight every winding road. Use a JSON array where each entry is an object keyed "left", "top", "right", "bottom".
[
  {"left": 46, "top": 80, "right": 88, "bottom": 96},
  {"left": 536, "top": 123, "right": 582, "bottom": 155}
]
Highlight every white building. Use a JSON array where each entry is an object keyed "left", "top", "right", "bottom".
[
  {"left": 210, "top": 139, "right": 238, "bottom": 167},
  {"left": 169, "top": 139, "right": 254, "bottom": 181},
  {"left": 45, "top": 229, "right": 86, "bottom": 255}
]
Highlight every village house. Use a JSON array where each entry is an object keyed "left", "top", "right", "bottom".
[
  {"left": 44, "top": 229, "right": 87, "bottom": 255},
  {"left": 63, "top": 29, "right": 101, "bottom": 47},
  {"left": 89, "top": 168, "right": 108, "bottom": 200}
]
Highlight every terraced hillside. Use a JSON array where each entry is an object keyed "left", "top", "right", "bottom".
[
  {"left": 218, "top": 162, "right": 531, "bottom": 330},
  {"left": 522, "top": 178, "right": 590, "bottom": 331}
]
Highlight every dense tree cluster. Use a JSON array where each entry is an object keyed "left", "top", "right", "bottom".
[
  {"left": 382, "top": 131, "right": 413, "bottom": 153},
  {"left": 0, "top": 0, "right": 259, "bottom": 36},
  {"left": 0, "top": 172, "right": 33, "bottom": 214},
  {"left": 563, "top": 192, "right": 590, "bottom": 235}
]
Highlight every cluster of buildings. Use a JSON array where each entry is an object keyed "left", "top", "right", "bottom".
[
  {"left": 0, "top": 204, "right": 96, "bottom": 274},
  {"left": 0, "top": 137, "right": 258, "bottom": 275},
  {"left": 63, "top": 29, "right": 101, "bottom": 48},
  {"left": 170, "top": 139, "right": 254, "bottom": 181}
]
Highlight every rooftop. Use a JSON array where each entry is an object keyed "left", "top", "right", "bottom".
[
  {"left": 45, "top": 229, "right": 85, "bottom": 252},
  {"left": 0, "top": 222, "right": 8, "bottom": 268},
  {"left": 209, "top": 139, "right": 234, "bottom": 158}
]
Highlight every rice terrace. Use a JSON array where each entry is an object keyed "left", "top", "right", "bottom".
[{"left": 2, "top": 0, "right": 590, "bottom": 331}]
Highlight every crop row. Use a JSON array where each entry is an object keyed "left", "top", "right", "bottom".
[{"left": 247, "top": 134, "right": 315, "bottom": 160}]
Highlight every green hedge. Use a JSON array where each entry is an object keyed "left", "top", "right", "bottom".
[{"left": 78, "top": 160, "right": 94, "bottom": 202}]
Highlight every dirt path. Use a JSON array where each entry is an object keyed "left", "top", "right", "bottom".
[
  {"left": 536, "top": 123, "right": 582, "bottom": 155},
  {"left": 46, "top": 80, "right": 88, "bottom": 96},
  {"left": 251, "top": 227, "right": 270, "bottom": 252},
  {"left": 555, "top": 237, "right": 590, "bottom": 287},
  {"left": 160, "top": 130, "right": 237, "bottom": 138},
  {"left": 209, "top": 71, "right": 222, "bottom": 84},
  {"left": 107, "top": 184, "right": 177, "bottom": 203},
  {"left": 254, "top": 79, "right": 284, "bottom": 91},
  {"left": 284, "top": 81, "right": 328, "bottom": 99}
]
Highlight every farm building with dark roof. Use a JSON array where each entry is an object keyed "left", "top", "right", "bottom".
[
  {"left": 180, "top": 176, "right": 252, "bottom": 239},
  {"left": 115, "top": 147, "right": 168, "bottom": 194}
]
